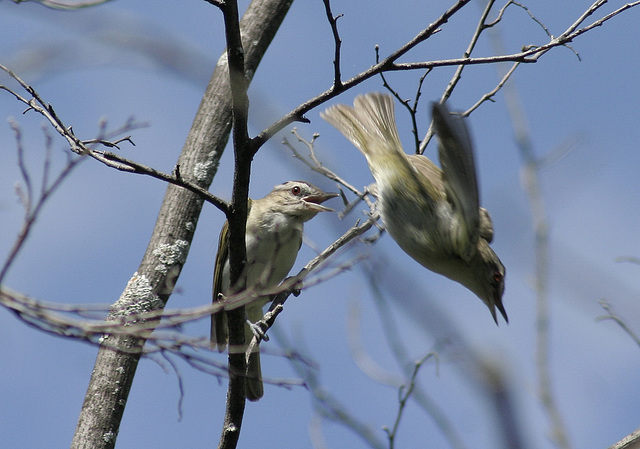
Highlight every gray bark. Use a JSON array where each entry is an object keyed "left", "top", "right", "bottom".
[{"left": 70, "top": 1, "right": 294, "bottom": 447}]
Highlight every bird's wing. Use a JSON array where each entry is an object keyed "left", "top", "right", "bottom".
[
  {"left": 479, "top": 207, "right": 494, "bottom": 243},
  {"left": 431, "top": 103, "right": 480, "bottom": 260},
  {"left": 406, "top": 154, "right": 445, "bottom": 197},
  {"left": 211, "top": 220, "right": 229, "bottom": 351}
]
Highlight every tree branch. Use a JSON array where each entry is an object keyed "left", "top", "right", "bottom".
[
  {"left": 322, "top": 0, "right": 344, "bottom": 90},
  {"left": 252, "top": 0, "right": 640, "bottom": 151},
  {"left": 0, "top": 65, "right": 230, "bottom": 215},
  {"left": 69, "top": 1, "right": 295, "bottom": 447},
  {"left": 218, "top": 0, "right": 254, "bottom": 445}
]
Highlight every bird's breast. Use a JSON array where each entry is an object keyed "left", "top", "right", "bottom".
[
  {"left": 379, "top": 188, "right": 466, "bottom": 273},
  {"left": 244, "top": 215, "right": 303, "bottom": 294}
]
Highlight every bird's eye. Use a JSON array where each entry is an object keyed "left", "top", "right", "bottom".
[
  {"left": 493, "top": 272, "right": 503, "bottom": 283},
  {"left": 291, "top": 185, "right": 302, "bottom": 195}
]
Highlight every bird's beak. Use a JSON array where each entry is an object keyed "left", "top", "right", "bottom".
[{"left": 303, "top": 191, "right": 339, "bottom": 212}]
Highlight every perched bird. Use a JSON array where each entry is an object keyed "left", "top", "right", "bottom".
[
  {"left": 211, "top": 181, "right": 337, "bottom": 400},
  {"left": 321, "top": 93, "right": 507, "bottom": 323}
]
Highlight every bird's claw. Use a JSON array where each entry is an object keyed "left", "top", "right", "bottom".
[{"left": 246, "top": 319, "right": 269, "bottom": 342}]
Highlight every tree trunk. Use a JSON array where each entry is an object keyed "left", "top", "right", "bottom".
[{"left": 70, "top": 1, "right": 294, "bottom": 447}]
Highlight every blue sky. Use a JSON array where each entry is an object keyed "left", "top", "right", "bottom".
[{"left": 1, "top": 1, "right": 640, "bottom": 448}]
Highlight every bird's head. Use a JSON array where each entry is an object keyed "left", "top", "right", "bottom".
[
  {"left": 265, "top": 181, "right": 338, "bottom": 222},
  {"left": 467, "top": 242, "right": 507, "bottom": 324}
]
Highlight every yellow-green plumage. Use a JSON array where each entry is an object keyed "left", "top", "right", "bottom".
[
  {"left": 211, "top": 181, "right": 337, "bottom": 400},
  {"left": 322, "top": 93, "right": 507, "bottom": 323}
]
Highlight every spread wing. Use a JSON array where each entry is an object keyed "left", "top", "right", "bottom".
[{"left": 431, "top": 103, "right": 480, "bottom": 260}]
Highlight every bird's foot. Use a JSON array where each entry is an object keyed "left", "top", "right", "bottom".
[{"left": 246, "top": 319, "right": 270, "bottom": 343}]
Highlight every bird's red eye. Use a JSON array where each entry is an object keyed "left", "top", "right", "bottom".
[
  {"left": 493, "top": 272, "right": 502, "bottom": 283},
  {"left": 291, "top": 185, "right": 301, "bottom": 195}
]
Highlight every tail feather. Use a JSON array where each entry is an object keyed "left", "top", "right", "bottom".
[
  {"left": 321, "top": 93, "right": 403, "bottom": 159},
  {"left": 246, "top": 351, "right": 263, "bottom": 401},
  {"left": 244, "top": 303, "right": 264, "bottom": 401}
]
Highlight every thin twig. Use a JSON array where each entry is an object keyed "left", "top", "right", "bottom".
[
  {"left": 491, "top": 25, "right": 572, "bottom": 449},
  {"left": 464, "top": 61, "right": 520, "bottom": 116},
  {"left": 11, "top": 0, "right": 113, "bottom": 8},
  {"left": 159, "top": 350, "right": 186, "bottom": 421},
  {"left": 0, "top": 124, "right": 84, "bottom": 284},
  {"left": 254, "top": 0, "right": 640, "bottom": 157},
  {"left": 384, "top": 353, "right": 438, "bottom": 449},
  {"left": 92, "top": 150, "right": 228, "bottom": 212},
  {"left": 442, "top": 0, "right": 497, "bottom": 103},
  {"left": 322, "top": 0, "right": 344, "bottom": 90},
  {"left": 272, "top": 327, "right": 386, "bottom": 449},
  {"left": 376, "top": 47, "right": 432, "bottom": 154},
  {"left": 282, "top": 129, "right": 365, "bottom": 199},
  {"left": 419, "top": 0, "right": 499, "bottom": 152},
  {"left": 243, "top": 212, "right": 379, "bottom": 356},
  {"left": 0, "top": 65, "right": 230, "bottom": 215},
  {"left": 365, "top": 265, "right": 468, "bottom": 449},
  {"left": 596, "top": 300, "right": 640, "bottom": 349}
]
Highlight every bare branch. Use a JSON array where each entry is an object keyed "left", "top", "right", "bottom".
[
  {"left": 91, "top": 149, "right": 229, "bottom": 213},
  {"left": 272, "top": 328, "right": 386, "bottom": 449},
  {"left": 0, "top": 280, "right": 315, "bottom": 390},
  {"left": 282, "top": 129, "right": 365, "bottom": 199},
  {"left": 242, "top": 212, "right": 379, "bottom": 359},
  {"left": 11, "top": 120, "right": 33, "bottom": 211},
  {"left": 596, "top": 300, "right": 640, "bottom": 349},
  {"left": 252, "top": 0, "right": 473, "bottom": 148},
  {"left": 365, "top": 267, "right": 468, "bottom": 449},
  {"left": 322, "top": 0, "right": 344, "bottom": 90},
  {"left": 561, "top": 1, "right": 640, "bottom": 43},
  {"left": 607, "top": 428, "right": 640, "bottom": 449},
  {"left": 493, "top": 27, "right": 572, "bottom": 449},
  {"left": 1, "top": 68, "right": 231, "bottom": 215},
  {"left": 0, "top": 124, "right": 84, "bottom": 284},
  {"left": 216, "top": 0, "right": 258, "bottom": 443},
  {"left": 202, "top": 0, "right": 224, "bottom": 7},
  {"left": 253, "top": 0, "right": 640, "bottom": 151},
  {"left": 11, "top": 0, "right": 113, "bottom": 9},
  {"left": 440, "top": 0, "right": 498, "bottom": 105},
  {"left": 384, "top": 353, "right": 438, "bottom": 449},
  {"left": 378, "top": 60, "right": 431, "bottom": 154},
  {"left": 463, "top": 61, "right": 520, "bottom": 115},
  {"left": 1, "top": 64, "right": 89, "bottom": 154}
]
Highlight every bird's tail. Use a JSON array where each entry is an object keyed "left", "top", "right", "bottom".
[
  {"left": 245, "top": 351, "right": 263, "bottom": 401},
  {"left": 321, "top": 93, "right": 404, "bottom": 162}
]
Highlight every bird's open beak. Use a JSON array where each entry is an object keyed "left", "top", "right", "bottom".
[{"left": 303, "top": 191, "right": 339, "bottom": 212}]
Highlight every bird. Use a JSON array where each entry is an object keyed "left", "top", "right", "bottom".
[
  {"left": 211, "top": 180, "right": 338, "bottom": 400},
  {"left": 321, "top": 92, "right": 507, "bottom": 323}
]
